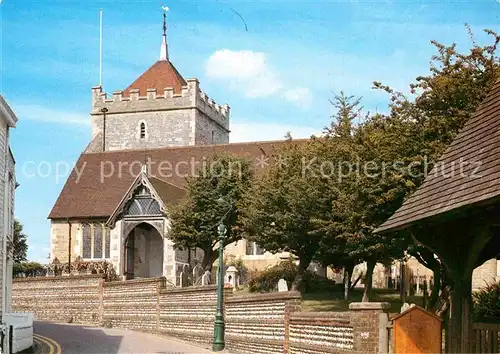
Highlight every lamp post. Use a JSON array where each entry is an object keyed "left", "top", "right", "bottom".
[{"left": 212, "top": 221, "right": 227, "bottom": 351}]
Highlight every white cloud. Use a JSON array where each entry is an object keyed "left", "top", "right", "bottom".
[
  {"left": 13, "top": 104, "right": 90, "bottom": 126},
  {"left": 283, "top": 87, "right": 313, "bottom": 108},
  {"left": 230, "top": 120, "right": 319, "bottom": 143},
  {"left": 205, "top": 49, "right": 282, "bottom": 98}
]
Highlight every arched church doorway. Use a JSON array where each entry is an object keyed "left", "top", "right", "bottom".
[{"left": 124, "top": 223, "right": 163, "bottom": 279}]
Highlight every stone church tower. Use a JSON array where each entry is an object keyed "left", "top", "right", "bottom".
[
  {"left": 49, "top": 12, "right": 237, "bottom": 285},
  {"left": 86, "top": 13, "right": 230, "bottom": 152}
]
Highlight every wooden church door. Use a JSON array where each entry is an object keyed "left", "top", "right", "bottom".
[{"left": 125, "top": 234, "right": 135, "bottom": 279}]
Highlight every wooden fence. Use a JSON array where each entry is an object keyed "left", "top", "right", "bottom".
[{"left": 471, "top": 323, "right": 500, "bottom": 353}]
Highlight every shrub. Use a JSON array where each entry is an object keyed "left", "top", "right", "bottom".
[
  {"left": 13, "top": 262, "right": 45, "bottom": 277},
  {"left": 301, "top": 273, "right": 340, "bottom": 293},
  {"left": 473, "top": 282, "right": 500, "bottom": 323},
  {"left": 248, "top": 260, "right": 298, "bottom": 292},
  {"left": 248, "top": 259, "right": 339, "bottom": 293}
]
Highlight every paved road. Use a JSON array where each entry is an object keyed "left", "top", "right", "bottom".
[{"left": 34, "top": 321, "right": 215, "bottom": 354}]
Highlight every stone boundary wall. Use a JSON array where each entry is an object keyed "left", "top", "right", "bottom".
[
  {"left": 158, "top": 286, "right": 232, "bottom": 344},
  {"left": 12, "top": 276, "right": 222, "bottom": 342},
  {"left": 225, "top": 295, "right": 390, "bottom": 354},
  {"left": 289, "top": 312, "right": 353, "bottom": 354},
  {"left": 225, "top": 292, "right": 301, "bottom": 354},
  {"left": 101, "top": 277, "right": 165, "bottom": 332},
  {"left": 12, "top": 275, "right": 102, "bottom": 324},
  {"left": 13, "top": 276, "right": 390, "bottom": 353}
]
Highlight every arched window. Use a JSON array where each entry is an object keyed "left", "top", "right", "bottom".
[{"left": 140, "top": 122, "right": 146, "bottom": 139}]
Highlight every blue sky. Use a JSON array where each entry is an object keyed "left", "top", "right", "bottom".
[{"left": 0, "top": 0, "right": 498, "bottom": 262}]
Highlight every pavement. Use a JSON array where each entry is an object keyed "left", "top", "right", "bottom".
[{"left": 33, "top": 321, "right": 217, "bottom": 354}]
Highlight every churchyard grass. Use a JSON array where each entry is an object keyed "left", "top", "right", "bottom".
[{"left": 302, "top": 289, "right": 424, "bottom": 314}]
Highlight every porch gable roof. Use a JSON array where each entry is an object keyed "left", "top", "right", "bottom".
[{"left": 106, "top": 169, "right": 185, "bottom": 227}]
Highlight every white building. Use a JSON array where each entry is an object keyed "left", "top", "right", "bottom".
[
  {"left": 0, "top": 95, "right": 17, "bottom": 316},
  {"left": 0, "top": 95, "right": 28, "bottom": 354}
]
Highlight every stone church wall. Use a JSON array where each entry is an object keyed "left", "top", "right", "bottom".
[
  {"left": 89, "top": 79, "right": 230, "bottom": 151},
  {"left": 50, "top": 221, "right": 81, "bottom": 263},
  {"left": 93, "top": 109, "right": 195, "bottom": 151},
  {"left": 195, "top": 110, "right": 229, "bottom": 145},
  {"left": 472, "top": 259, "right": 498, "bottom": 291}
]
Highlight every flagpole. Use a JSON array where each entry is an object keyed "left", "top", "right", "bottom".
[{"left": 99, "top": 9, "right": 103, "bottom": 86}]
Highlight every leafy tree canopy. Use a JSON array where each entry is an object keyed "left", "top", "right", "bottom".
[
  {"left": 241, "top": 139, "right": 340, "bottom": 290},
  {"left": 13, "top": 220, "right": 28, "bottom": 264},
  {"left": 169, "top": 154, "right": 253, "bottom": 271}
]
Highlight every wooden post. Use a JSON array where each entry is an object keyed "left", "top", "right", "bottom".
[
  {"left": 412, "top": 221, "right": 493, "bottom": 353},
  {"left": 400, "top": 260, "right": 406, "bottom": 303}
]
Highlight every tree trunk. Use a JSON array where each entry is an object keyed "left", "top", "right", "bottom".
[
  {"left": 292, "top": 256, "right": 311, "bottom": 292},
  {"left": 351, "top": 273, "right": 362, "bottom": 289},
  {"left": 201, "top": 247, "right": 214, "bottom": 272},
  {"left": 344, "top": 263, "right": 354, "bottom": 300},
  {"left": 362, "top": 260, "right": 375, "bottom": 302}
]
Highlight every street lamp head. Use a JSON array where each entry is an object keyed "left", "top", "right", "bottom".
[{"left": 218, "top": 223, "right": 227, "bottom": 237}]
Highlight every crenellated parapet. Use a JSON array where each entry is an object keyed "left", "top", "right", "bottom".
[
  {"left": 91, "top": 78, "right": 230, "bottom": 131},
  {"left": 195, "top": 88, "right": 230, "bottom": 131}
]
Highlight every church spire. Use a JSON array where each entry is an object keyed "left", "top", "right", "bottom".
[{"left": 160, "top": 6, "right": 169, "bottom": 61}]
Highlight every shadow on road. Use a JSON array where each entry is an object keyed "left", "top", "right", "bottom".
[{"left": 34, "top": 321, "right": 123, "bottom": 354}]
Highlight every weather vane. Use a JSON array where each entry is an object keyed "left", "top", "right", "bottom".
[
  {"left": 160, "top": 5, "right": 170, "bottom": 61},
  {"left": 162, "top": 6, "right": 169, "bottom": 36}
]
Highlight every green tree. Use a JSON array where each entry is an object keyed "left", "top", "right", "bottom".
[
  {"left": 323, "top": 91, "right": 413, "bottom": 301},
  {"left": 241, "top": 140, "right": 335, "bottom": 291},
  {"left": 374, "top": 26, "right": 500, "bottom": 160},
  {"left": 169, "top": 154, "right": 253, "bottom": 271},
  {"left": 373, "top": 26, "right": 499, "bottom": 349},
  {"left": 347, "top": 111, "right": 419, "bottom": 299},
  {"left": 323, "top": 91, "right": 364, "bottom": 139},
  {"left": 316, "top": 92, "right": 366, "bottom": 300},
  {"left": 13, "top": 220, "right": 28, "bottom": 264},
  {"left": 334, "top": 27, "right": 499, "bottom": 306}
]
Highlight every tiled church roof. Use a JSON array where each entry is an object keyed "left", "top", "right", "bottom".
[
  {"left": 149, "top": 176, "right": 187, "bottom": 207},
  {"left": 123, "top": 60, "right": 187, "bottom": 96},
  {"left": 377, "top": 80, "right": 500, "bottom": 233},
  {"left": 49, "top": 140, "right": 301, "bottom": 220}
]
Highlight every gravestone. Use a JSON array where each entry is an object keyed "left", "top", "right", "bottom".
[
  {"left": 180, "top": 270, "right": 190, "bottom": 287},
  {"left": 202, "top": 270, "right": 212, "bottom": 286},
  {"left": 278, "top": 278, "right": 288, "bottom": 292},
  {"left": 225, "top": 266, "right": 239, "bottom": 288},
  {"left": 193, "top": 264, "right": 204, "bottom": 285},
  {"left": 400, "top": 302, "right": 414, "bottom": 313}
]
